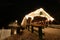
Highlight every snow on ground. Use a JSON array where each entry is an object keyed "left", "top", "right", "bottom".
[
  {"left": 48, "top": 24, "right": 60, "bottom": 28},
  {"left": 0, "top": 29, "right": 11, "bottom": 40},
  {"left": 3, "top": 27, "right": 60, "bottom": 40},
  {"left": 43, "top": 27, "right": 60, "bottom": 40},
  {"left": 0, "top": 25, "right": 60, "bottom": 40}
]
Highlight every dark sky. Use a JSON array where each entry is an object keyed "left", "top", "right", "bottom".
[{"left": 0, "top": 0, "right": 60, "bottom": 27}]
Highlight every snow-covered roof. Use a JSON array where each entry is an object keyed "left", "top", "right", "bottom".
[{"left": 25, "top": 8, "right": 54, "bottom": 21}]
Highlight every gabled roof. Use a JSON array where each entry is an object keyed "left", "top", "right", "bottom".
[{"left": 25, "top": 8, "right": 54, "bottom": 21}]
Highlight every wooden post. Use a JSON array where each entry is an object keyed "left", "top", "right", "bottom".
[
  {"left": 31, "top": 26, "right": 34, "bottom": 33},
  {"left": 27, "top": 25, "right": 30, "bottom": 31},
  {"left": 38, "top": 26, "right": 42, "bottom": 40}
]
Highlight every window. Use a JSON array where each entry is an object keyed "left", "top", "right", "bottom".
[{"left": 40, "top": 12, "right": 43, "bottom": 15}]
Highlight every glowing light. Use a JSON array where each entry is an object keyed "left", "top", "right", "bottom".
[
  {"left": 15, "top": 20, "right": 18, "bottom": 23},
  {"left": 50, "top": 18, "right": 54, "bottom": 21},
  {"left": 14, "top": 30, "right": 16, "bottom": 34},
  {"left": 25, "top": 15, "right": 34, "bottom": 20}
]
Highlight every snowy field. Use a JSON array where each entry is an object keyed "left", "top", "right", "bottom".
[
  {"left": 48, "top": 24, "right": 60, "bottom": 28},
  {"left": 0, "top": 29, "right": 11, "bottom": 40},
  {"left": 4, "top": 27, "right": 60, "bottom": 40},
  {"left": 0, "top": 25, "right": 60, "bottom": 40}
]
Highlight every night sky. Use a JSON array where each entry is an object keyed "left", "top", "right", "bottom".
[{"left": 0, "top": 0, "right": 60, "bottom": 28}]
